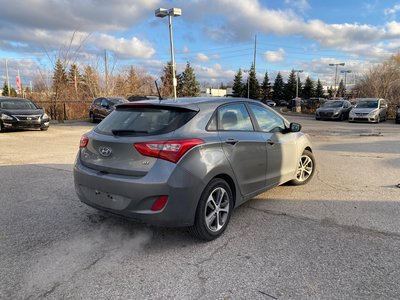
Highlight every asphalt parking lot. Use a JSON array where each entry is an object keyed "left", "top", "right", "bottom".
[{"left": 1, "top": 117, "right": 400, "bottom": 299}]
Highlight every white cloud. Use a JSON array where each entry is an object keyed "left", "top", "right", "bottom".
[
  {"left": 284, "top": 0, "right": 310, "bottom": 12},
  {"left": 93, "top": 34, "right": 155, "bottom": 59},
  {"left": 264, "top": 48, "right": 286, "bottom": 62},
  {"left": 196, "top": 53, "right": 210, "bottom": 62},
  {"left": 384, "top": 4, "right": 400, "bottom": 19}
]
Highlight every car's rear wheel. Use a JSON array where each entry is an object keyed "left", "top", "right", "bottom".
[
  {"left": 40, "top": 127, "right": 48, "bottom": 131},
  {"left": 290, "top": 150, "right": 315, "bottom": 185},
  {"left": 190, "top": 178, "right": 233, "bottom": 241}
]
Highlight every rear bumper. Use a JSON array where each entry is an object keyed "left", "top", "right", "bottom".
[{"left": 73, "top": 156, "right": 205, "bottom": 227}]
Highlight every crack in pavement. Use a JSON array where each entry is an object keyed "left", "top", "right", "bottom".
[{"left": 245, "top": 205, "right": 400, "bottom": 241}]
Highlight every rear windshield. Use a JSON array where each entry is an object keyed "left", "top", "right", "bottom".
[
  {"left": 0, "top": 100, "right": 37, "bottom": 110},
  {"left": 95, "top": 106, "right": 197, "bottom": 136}
]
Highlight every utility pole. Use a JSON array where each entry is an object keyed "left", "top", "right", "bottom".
[
  {"left": 294, "top": 70, "right": 303, "bottom": 99},
  {"left": 104, "top": 49, "right": 108, "bottom": 96},
  {"left": 5, "top": 59, "right": 10, "bottom": 95},
  {"left": 329, "top": 62, "right": 345, "bottom": 98},
  {"left": 253, "top": 35, "right": 257, "bottom": 74}
]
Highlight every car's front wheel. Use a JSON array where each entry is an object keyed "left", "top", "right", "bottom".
[
  {"left": 190, "top": 178, "right": 233, "bottom": 241},
  {"left": 290, "top": 150, "right": 315, "bottom": 185}
]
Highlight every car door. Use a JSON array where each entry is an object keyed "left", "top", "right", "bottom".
[
  {"left": 217, "top": 103, "right": 267, "bottom": 197},
  {"left": 247, "top": 103, "right": 298, "bottom": 187}
]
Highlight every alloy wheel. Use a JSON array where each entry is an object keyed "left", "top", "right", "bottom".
[
  {"left": 296, "top": 154, "right": 313, "bottom": 182},
  {"left": 204, "top": 187, "right": 230, "bottom": 232}
]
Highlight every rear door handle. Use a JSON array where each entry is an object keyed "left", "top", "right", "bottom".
[
  {"left": 266, "top": 139, "right": 274, "bottom": 145},
  {"left": 225, "top": 138, "right": 238, "bottom": 145}
]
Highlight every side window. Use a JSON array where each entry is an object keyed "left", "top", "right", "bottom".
[
  {"left": 93, "top": 98, "right": 101, "bottom": 106},
  {"left": 207, "top": 113, "right": 217, "bottom": 131},
  {"left": 101, "top": 99, "right": 108, "bottom": 107},
  {"left": 218, "top": 104, "right": 254, "bottom": 131},
  {"left": 249, "top": 104, "right": 285, "bottom": 133}
]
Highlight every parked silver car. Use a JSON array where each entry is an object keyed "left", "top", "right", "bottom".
[
  {"left": 74, "top": 98, "right": 315, "bottom": 240},
  {"left": 348, "top": 98, "right": 388, "bottom": 123},
  {"left": 315, "top": 100, "right": 352, "bottom": 121}
]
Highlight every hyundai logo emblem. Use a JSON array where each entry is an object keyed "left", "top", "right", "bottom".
[{"left": 98, "top": 146, "right": 112, "bottom": 157}]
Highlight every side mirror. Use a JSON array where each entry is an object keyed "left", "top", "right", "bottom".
[{"left": 290, "top": 122, "right": 302, "bottom": 132}]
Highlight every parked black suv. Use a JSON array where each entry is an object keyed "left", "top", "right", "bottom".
[
  {"left": 89, "top": 97, "right": 128, "bottom": 122},
  {"left": 0, "top": 97, "right": 50, "bottom": 132}
]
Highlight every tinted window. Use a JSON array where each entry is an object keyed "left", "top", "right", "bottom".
[
  {"left": 249, "top": 104, "right": 285, "bottom": 133},
  {"left": 218, "top": 104, "right": 254, "bottom": 131},
  {"left": 95, "top": 106, "right": 197, "bottom": 136},
  {"left": 93, "top": 98, "right": 102, "bottom": 105},
  {"left": 0, "top": 100, "right": 37, "bottom": 110}
]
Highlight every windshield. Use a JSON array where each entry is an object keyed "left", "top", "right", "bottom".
[
  {"left": 95, "top": 106, "right": 197, "bottom": 136},
  {"left": 0, "top": 100, "right": 37, "bottom": 110},
  {"left": 355, "top": 100, "right": 378, "bottom": 108},
  {"left": 322, "top": 101, "right": 343, "bottom": 108}
]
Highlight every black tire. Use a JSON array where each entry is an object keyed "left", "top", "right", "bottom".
[
  {"left": 89, "top": 112, "right": 95, "bottom": 123},
  {"left": 40, "top": 127, "right": 49, "bottom": 131},
  {"left": 0, "top": 122, "right": 3, "bottom": 133},
  {"left": 339, "top": 113, "right": 344, "bottom": 121},
  {"left": 289, "top": 150, "right": 315, "bottom": 186},
  {"left": 189, "top": 178, "right": 233, "bottom": 241}
]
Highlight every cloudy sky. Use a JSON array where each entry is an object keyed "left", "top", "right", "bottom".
[{"left": 1, "top": 0, "right": 400, "bottom": 89}]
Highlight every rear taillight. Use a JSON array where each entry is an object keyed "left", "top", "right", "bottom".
[
  {"left": 80, "top": 134, "right": 89, "bottom": 148},
  {"left": 134, "top": 139, "right": 204, "bottom": 163},
  {"left": 151, "top": 196, "right": 168, "bottom": 211}
]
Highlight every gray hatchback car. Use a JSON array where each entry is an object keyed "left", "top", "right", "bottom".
[{"left": 74, "top": 97, "right": 315, "bottom": 240}]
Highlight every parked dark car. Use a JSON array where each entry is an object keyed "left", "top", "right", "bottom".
[
  {"left": 0, "top": 97, "right": 50, "bottom": 132},
  {"left": 396, "top": 105, "right": 400, "bottom": 124},
  {"left": 315, "top": 100, "right": 352, "bottom": 121},
  {"left": 74, "top": 97, "right": 315, "bottom": 240},
  {"left": 89, "top": 97, "right": 128, "bottom": 122}
]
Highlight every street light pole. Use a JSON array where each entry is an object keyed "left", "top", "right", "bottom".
[
  {"left": 341, "top": 70, "right": 352, "bottom": 89},
  {"left": 294, "top": 69, "right": 303, "bottom": 98},
  {"left": 155, "top": 8, "right": 182, "bottom": 101},
  {"left": 329, "top": 62, "right": 345, "bottom": 98}
]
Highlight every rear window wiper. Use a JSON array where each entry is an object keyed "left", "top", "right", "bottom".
[{"left": 111, "top": 129, "right": 148, "bottom": 136}]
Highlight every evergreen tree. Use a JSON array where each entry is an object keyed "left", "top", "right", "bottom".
[
  {"left": 2, "top": 82, "right": 9, "bottom": 96},
  {"left": 127, "top": 66, "right": 139, "bottom": 95},
  {"left": 327, "top": 86, "right": 334, "bottom": 98},
  {"left": 337, "top": 79, "right": 345, "bottom": 98},
  {"left": 284, "top": 69, "right": 297, "bottom": 100},
  {"left": 161, "top": 62, "right": 174, "bottom": 98},
  {"left": 232, "top": 68, "right": 243, "bottom": 97},
  {"left": 68, "top": 64, "right": 82, "bottom": 96},
  {"left": 302, "top": 76, "right": 315, "bottom": 99},
  {"left": 179, "top": 62, "right": 200, "bottom": 97},
  {"left": 247, "top": 64, "right": 260, "bottom": 99},
  {"left": 272, "top": 72, "right": 285, "bottom": 101},
  {"left": 53, "top": 59, "right": 67, "bottom": 95},
  {"left": 261, "top": 71, "right": 272, "bottom": 100},
  {"left": 315, "top": 79, "right": 324, "bottom": 97}
]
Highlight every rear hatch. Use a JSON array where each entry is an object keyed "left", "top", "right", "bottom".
[{"left": 80, "top": 103, "right": 198, "bottom": 176}]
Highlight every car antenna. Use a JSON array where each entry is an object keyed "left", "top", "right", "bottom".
[{"left": 155, "top": 80, "right": 163, "bottom": 103}]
